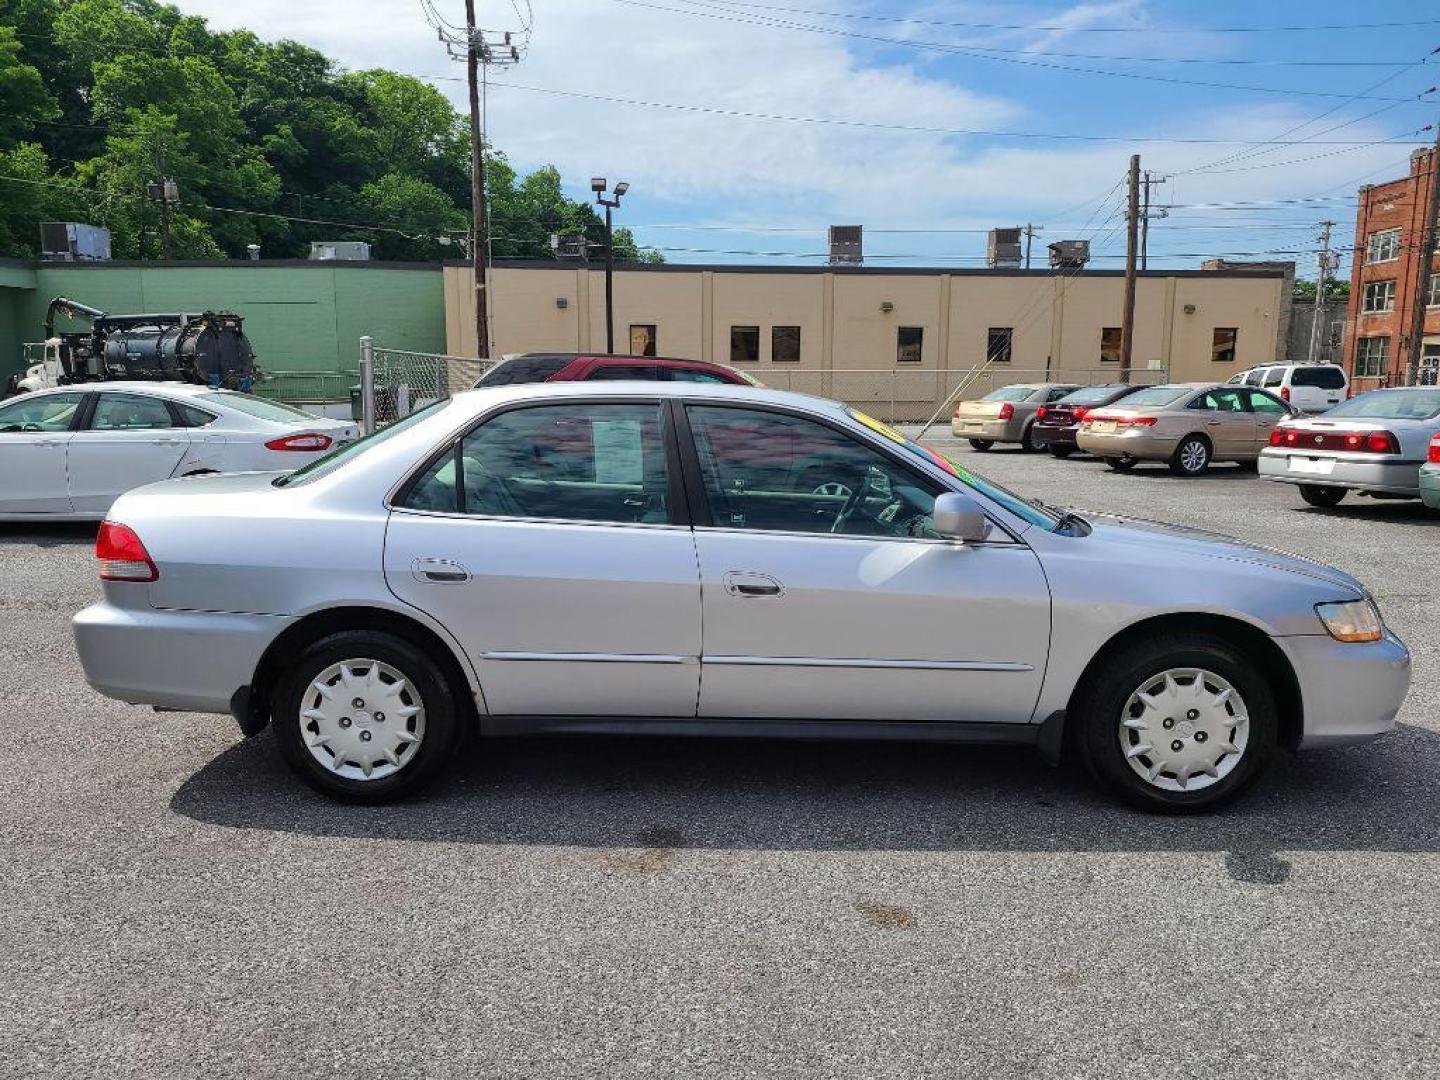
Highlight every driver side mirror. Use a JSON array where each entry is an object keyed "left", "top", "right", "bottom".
[{"left": 932, "top": 492, "right": 992, "bottom": 543}]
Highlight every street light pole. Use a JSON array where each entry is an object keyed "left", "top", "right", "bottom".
[{"left": 592, "top": 178, "right": 629, "bottom": 354}]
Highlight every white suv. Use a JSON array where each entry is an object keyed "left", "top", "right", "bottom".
[{"left": 1228, "top": 364, "right": 1348, "bottom": 413}]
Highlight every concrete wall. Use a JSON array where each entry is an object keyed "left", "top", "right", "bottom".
[{"left": 2, "top": 260, "right": 447, "bottom": 386}]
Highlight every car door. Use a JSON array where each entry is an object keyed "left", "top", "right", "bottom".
[
  {"left": 1188, "top": 388, "right": 1255, "bottom": 459},
  {"left": 679, "top": 402, "right": 1051, "bottom": 724},
  {"left": 384, "top": 398, "right": 702, "bottom": 717},
  {"left": 1244, "top": 389, "right": 1291, "bottom": 453},
  {"left": 66, "top": 392, "right": 194, "bottom": 515},
  {"left": 0, "top": 391, "right": 86, "bottom": 514}
]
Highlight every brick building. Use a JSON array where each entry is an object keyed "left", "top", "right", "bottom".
[{"left": 1345, "top": 147, "right": 1440, "bottom": 389}]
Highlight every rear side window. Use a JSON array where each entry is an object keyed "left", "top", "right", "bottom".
[
  {"left": 177, "top": 404, "right": 218, "bottom": 427},
  {"left": 587, "top": 365, "right": 660, "bottom": 381},
  {"left": 1243, "top": 370, "right": 1265, "bottom": 386},
  {"left": 1290, "top": 367, "right": 1346, "bottom": 389},
  {"left": 1263, "top": 368, "right": 1285, "bottom": 387},
  {"left": 475, "top": 356, "right": 573, "bottom": 387}
]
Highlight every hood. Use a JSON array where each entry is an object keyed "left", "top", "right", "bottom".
[{"left": 1081, "top": 511, "right": 1365, "bottom": 596}]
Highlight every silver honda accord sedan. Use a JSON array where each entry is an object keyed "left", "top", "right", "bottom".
[{"left": 73, "top": 382, "right": 1412, "bottom": 811}]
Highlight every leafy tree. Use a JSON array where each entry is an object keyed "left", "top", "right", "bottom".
[
  {"left": 0, "top": 24, "right": 55, "bottom": 147},
  {"left": 0, "top": 141, "right": 82, "bottom": 255},
  {"left": 1294, "top": 277, "right": 1350, "bottom": 301}
]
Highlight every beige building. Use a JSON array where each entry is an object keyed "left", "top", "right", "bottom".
[{"left": 443, "top": 261, "right": 1289, "bottom": 420}]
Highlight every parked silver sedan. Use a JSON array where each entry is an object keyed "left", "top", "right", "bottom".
[
  {"left": 1259, "top": 387, "right": 1440, "bottom": 508},
  {"left": 951, "top": 383, "right": 1080, "bottom": 451},
  {"left": 74, "top": 382, "right": 1410, "bottom": 811}
]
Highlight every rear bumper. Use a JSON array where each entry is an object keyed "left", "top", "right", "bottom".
[
  {"left": 1279, "top": 631, "right": 1411, "bottom": 748},
  {"left": 1258, "top": 450, "right": 1421, "bottom": 495},
  {"left": 73, "top": 601, "right": 292, "bottom": 714},
  {"left": 1074, "top": 429, "right": 1178, "bottom": 460},
  {"left": 1418, "top": 464, "right": 1440, "bottom": 509},
  {"left": 951, "top": 417, "right": 1025, "bottom": 442},
  {"left": 1032, "top": 422, "right": 1080, "bottom": 448}
]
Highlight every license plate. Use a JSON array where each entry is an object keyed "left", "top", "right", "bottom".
[
  {"left": 961, "top": 422, "right": 983, "bottom": 432},
  {"left": 1090, "top": 421, "right": 1117, "bottom": 433},
  {"left": 1288, "top": 456, "right": 1334, "bottom": 475}
]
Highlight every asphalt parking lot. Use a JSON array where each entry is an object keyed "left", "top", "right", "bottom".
[{"left": 3, "top": 441, "right": 1437, "bottom": 1080}]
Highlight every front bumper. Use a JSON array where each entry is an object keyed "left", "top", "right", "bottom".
[
  {"left": 1074, "top": 428, "right": 1178, "bottom": 460},
  {"left": 1278, "top": 631, "right": 1412, "bottom": 748},
  {"left": 1258, "top": 450, "right": 1421, "bottom": 495},
  {"left": 1419, "top": 463, "right": 1440, "bottom": 509},
  {"left": 73, "top": 601, "right": 292, "bottom": 714},
  {"left": 951, "top": 416, "right": 1025, "bottom": 442}
]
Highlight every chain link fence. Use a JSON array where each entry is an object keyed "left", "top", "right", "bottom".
[{"left": 359, "top": 339, "right": 495, "bottom": 431}]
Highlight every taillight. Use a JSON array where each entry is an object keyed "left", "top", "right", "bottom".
[
  {"left": 1072, "top": 406, "right": 1090, "bottom": 421},
  {"left": 1268, "top": 429, "right": 1286, "bottom": 447},
  {"left": 1036, "top": 406, "right": 1047, "bottom": 419},
  {"left": 1429, "top": 435, "right": 1440, "bottom": 464},
  {"left": 1280, "top": 387, "right": 1291, "bottom": 402},
  {"left": 953, "top": 404, "right": 962, "bottom": 418},
  {"left": 1363, "top": 430, "right": 1399, "bottom": 454},
  {"left": 1124, "top": 416, "right": 1159, "bottom": 427},
  {"left": 997, "top": 402, "right": 1015, "bottom": 420},
  {"left": 96, "top": 521, "right": 158, "bottom": 582},
  {"left": 265, "top": 432, "right": 334, "bottom": 452}
]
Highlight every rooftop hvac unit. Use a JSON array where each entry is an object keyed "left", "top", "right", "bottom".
[
  {"left": 828, "top": 225, "right": 863, "bottom": 266},
  {"left": 987, "top": 227, "right": 1023, "bottom": 269},
  {"left": 1048, "top": 239, "right": 1090, "bottom": 269},
  {"left": 309, "top": 241, "right": 371, "bottom": 261},
  {"left": 40, "top": 223, "right": 112, "bottom": 262}
]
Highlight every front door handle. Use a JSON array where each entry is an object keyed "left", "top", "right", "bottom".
[
  {"left": 412, "top": 557, "right": 471, "bottom": 583},
  {"left": 1206, "top": 420, "right": 1222, "bottom": 426},
  {"left": 151, "top": 438, "right": 185, "bottom": 446},
  {"left": 723, "top": 571, "right": 783, "bottom": 597}
]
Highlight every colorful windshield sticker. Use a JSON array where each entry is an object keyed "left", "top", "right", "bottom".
[{"left": 848, "top": 409, "right": 909, "bottom": 446}]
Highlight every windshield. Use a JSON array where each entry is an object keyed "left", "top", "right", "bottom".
[
  {"left": 1055, "top": 384, "right": 1126, "bottom": 406},
  {"left": 201, "top": 391, "right": 317, "bottom": 422},
  {"left": 1321, "top": 389, "right": 1440, "bottom": 421},
  {"left": 982, "top": 386, "right": 1037, "bottom": 403},
  {"left": 1114, "top": 385, "right": 1192, "bottom": 408},
  {"left": 274, "top": 400, "right": 451, "bottom": 487}
]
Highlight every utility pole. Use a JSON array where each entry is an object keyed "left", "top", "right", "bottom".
[
  {"left": 1307, "top": 219, "right": 1335, "bottom": 365},
  {"left": 592, "top": 179, "right": 629, "bottom": 353},
  {"left": 1023, "top": 223, "right": 1038, "bottom": 269},
  {"left": 1140, "top": 171, "right": 1151, "bottom": 271},
  {"left": 1403, "top": 131, "right": 1440, "bottom": 386},
  {"left": 1120, "top": 154, "right": 1141, "bottom": 381}
]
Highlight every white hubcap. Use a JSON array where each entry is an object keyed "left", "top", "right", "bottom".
[
  {"left": 300, "top": 659, "right": 425, "bottom": 781},
  {"left": 1117, "top": 668, "right": 1249, "bottom": 793}
]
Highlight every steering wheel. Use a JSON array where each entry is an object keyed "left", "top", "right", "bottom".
[{"left": 829, "top": 471, "right": 875, "bottom": 534}]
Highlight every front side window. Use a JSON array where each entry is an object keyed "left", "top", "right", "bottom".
[
  {"left": 629, "top": 324, "right": 658, "bottom": 357},
  {"left": 730, "top": 326, "right": 759, "bottom": 364},
  {"left": 1212, "top": 328, "right": 1239, "bottom": 364},
  {"left": 686, "top": 405, "right": 941, "bottom": 539},
  {"left": 1355, "top": 337, "right": 1390, "bottom": 378},
  {"left": 896, "top": 326, "right": 924, "bottom": 364},
  {"left": 1100, "top": 327, "right": 1122, "bottom": 363},
  {"left": 1366, "top": 229, "right": 1401, "bottom": 263},
  {"left": 91, "top": 393, "right": 176, "bottom": 430},
  {"left": 1362, "top": 280, "right": 1396, "bottom": 313},
  {"left": 402, "top": 403, "right": 671, "bottom": 524},
  {"left": 987, "top": 327, "right": 1013, "bottom": 364},
  {"left": 772, "top": 325, "right": 801, "bottom": 363},
  {"left": 0, "top": 391, "right": 84, "bottom": 433}
]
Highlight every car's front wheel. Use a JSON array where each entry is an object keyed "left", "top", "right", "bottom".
[
  {"left": 272, "top": 630, "right": 462, "bottom": 803},
  {"left": 1300, "top": 485, "right": 1346, "bottom": 508},
  {"left": 1075, "top": 634, "right": 1276, "bottom": 812}
]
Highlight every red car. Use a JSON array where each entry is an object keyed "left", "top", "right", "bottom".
[{"left": 474, "top": 353, "right": 760, "bottom": 388}]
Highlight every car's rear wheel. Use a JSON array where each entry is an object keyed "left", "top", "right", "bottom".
[
  {"left": 1049, "top": 445, "right": 1073, "bottom": 459},
  {"left": 1169, "top": 435, "right": 1212, "bottom": 477},
  {"left": 1075, "top": 635, "right": 1276, "bottom": 812},
  {"left": 1020, "top": 425, "right": 1040, "bottom": 453},
  {"left": 1300, "top": 485, "right": 1346, "bottom": 508},
  {"left": 1105, "top": 456, "right": 1136, "bottom": 472},
  {"left": 968, "top": 438, "right": 994, "bottom": 451},
  {"left": 272, "top": 630, "right": 461, "bottom": 803}
]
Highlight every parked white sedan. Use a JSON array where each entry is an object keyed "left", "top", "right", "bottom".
[{"left": 0, "top": 383, "right": 357, "bottom": 520}]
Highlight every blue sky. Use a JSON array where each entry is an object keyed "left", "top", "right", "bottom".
[{"left": 177, "top": 0, "right": 1438, "bottom": 277}]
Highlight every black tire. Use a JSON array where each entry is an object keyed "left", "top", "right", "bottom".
[
  {"left": 1299, "top": 485, "right": 1346, "bottom": 508},
  {"left": 968, "top": 438, "right": 994, "bottom": 451},
  {"left": 271, "top": 630, "right": 462, "bottom": 803},
  {"left": 1074, "top": 633, "right": 1277, "bottom": 813},
  {"left": 1020, "top": 424, "right": 1040, "bottom": 453},
  {"left": 1106, "top": 457, "right": 1137, "bottom": 472},
  {"left": 1049, "top": 445, "right": 1074, "bottom": 459},
  {"left": 1169, "top": 435, "right": 1212, "bottom": 477}
]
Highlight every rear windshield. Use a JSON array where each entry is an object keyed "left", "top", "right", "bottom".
[
  {"left": 1114, "top": 385, "right": 1192, "bottom": 407},
  {"left": 982, "top": 386, "right": 1037, "bottom": 403},
  {"left": 1055, "top": 384, "right": 1127, "bottom": 406},
  {"left": 201, "top": 392, "right": 315, "bottom": 422},
  {"left": 1290, "top": 366, "right": 1347, "bottom": 389},
  {"left": 1322, "top": 389, "right": 1440, "bottom": 421},
  {"left": 475, "top": 355, "right": 572, "bottom": 387},
  {"left": 275, "top": 401, "right": 451, "bottom": 487}
]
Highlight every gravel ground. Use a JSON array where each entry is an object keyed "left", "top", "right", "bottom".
[{"left": 2, "top": 442, "right": 1437, "bottom": 1080}]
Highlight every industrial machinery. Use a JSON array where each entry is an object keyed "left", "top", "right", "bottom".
[{"left": 5, "top": 297, "right": 258, "bottom": 396}]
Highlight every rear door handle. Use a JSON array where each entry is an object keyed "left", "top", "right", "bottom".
[
  {"left": 1206, "top": 420, "right": 1222, "bottom": 426},
  {"left": 412, "top": 557, "right": 471, "bottom": 583},
  {"left": 723, "top": 571, "right": 783, "bottom": 597}
]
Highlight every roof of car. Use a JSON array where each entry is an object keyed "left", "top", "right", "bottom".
[
  {"left": 451, "top": 377, "right": 849, "bottom": 418},
  {"left": 22, "top": 381, "right": 221, "bottom": 397}
]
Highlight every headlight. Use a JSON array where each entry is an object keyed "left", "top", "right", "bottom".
[{"left": 1315, "top": 599, "right": 1384, "bottom": 643}]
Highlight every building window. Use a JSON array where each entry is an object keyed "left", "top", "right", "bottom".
[
  {"left": 730, "top": 326, "right": 759, "bottom": 364},
  {"left": 629, "top": 324, "right": 657, "bottom": 357},
  {"left": 1362, "top": 279, "right": 1396, "bottom": 313},
  {"left": 1366, "top": 228, "right": 1401, "bottom": 264},
  {"left": 771, "top": 325, "right": 801, "bottom": 363},
  {"left": 896, "top": 326, "right": 923, "bottom": 363},
  {"left": 1212, "top": 328, "right": 1238, "bottom": 363},
  {"left": 1428, "top": 275, "right": 1440, "bottom": 307},
  {"left": 1099, "top": 326, "right": 1122, "bottom": 363},
  {"left": 1355, "top": 336, "right": 1390, "bottom": 378},
  {"left": 986, "top": 327, "right": 1013, "bottom": 364}
]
